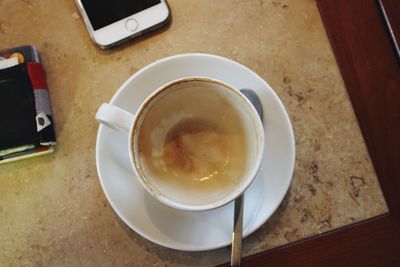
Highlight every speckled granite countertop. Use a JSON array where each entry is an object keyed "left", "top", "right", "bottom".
[{"left": 0, "top": 0, "right": 388, "bottom": 266}]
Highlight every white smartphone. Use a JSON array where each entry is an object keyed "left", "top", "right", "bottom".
[{"left": 74, "top": 0, "right": 170, "bottom": 49}]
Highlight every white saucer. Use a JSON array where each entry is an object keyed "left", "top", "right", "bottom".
[{"left": 96, "top": 54, "right": 295, "bottom": 251}]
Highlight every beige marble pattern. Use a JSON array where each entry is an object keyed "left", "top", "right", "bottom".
[{"left": 0, "top": 0, "right": 388, "bottom": 266}]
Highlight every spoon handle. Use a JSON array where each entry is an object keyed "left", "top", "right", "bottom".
[
  {"left": 231, "top": 89, "right": 263, "bottom": 266},
  {"left": 231, "top": 194, "right": 244, "bottom": 267}
]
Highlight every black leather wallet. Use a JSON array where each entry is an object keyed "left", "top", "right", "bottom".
[
  {"left": 0, "top": 45, "right": 56, "bottom": 163},
  {"left": 0, "top": 63, "right": 38, "bottom": 150}
]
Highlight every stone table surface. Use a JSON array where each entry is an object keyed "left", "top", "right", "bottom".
[{"left": 0, "top": 0, "right": 388, "bottom": 266}]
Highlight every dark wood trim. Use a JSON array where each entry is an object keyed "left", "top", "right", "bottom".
[
  {"left": 378, "top": 0, "right": 400, "bottom": 59},
  {"left": 241, "top": 215, "right": 400, "bottom": 267},
  {"left": 221, "top": 0, "right": 400, "bottom": 266}
]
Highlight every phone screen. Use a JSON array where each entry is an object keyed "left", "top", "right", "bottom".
[{"left": 81, "top": 0, "right": 161, "bottom": 30}]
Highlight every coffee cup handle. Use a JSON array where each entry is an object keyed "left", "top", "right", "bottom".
[{"left": 96, "top": 103, "right": 134, "bottom": 134}]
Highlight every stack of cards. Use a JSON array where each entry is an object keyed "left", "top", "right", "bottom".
[{"left": 0, "top": 45, "right": 56, "bottom": 163}]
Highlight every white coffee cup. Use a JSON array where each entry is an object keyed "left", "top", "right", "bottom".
[{"left": 96, "top": 77, "right": 264, "bottom": 211}]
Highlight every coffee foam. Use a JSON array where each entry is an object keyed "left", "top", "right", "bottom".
[{"left": 135, "top": 80, "right": 259, "bottom": 206}]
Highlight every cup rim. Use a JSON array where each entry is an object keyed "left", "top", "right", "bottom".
[{"left": 128, "top": 77, "right": 265, "bottom": 211}]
